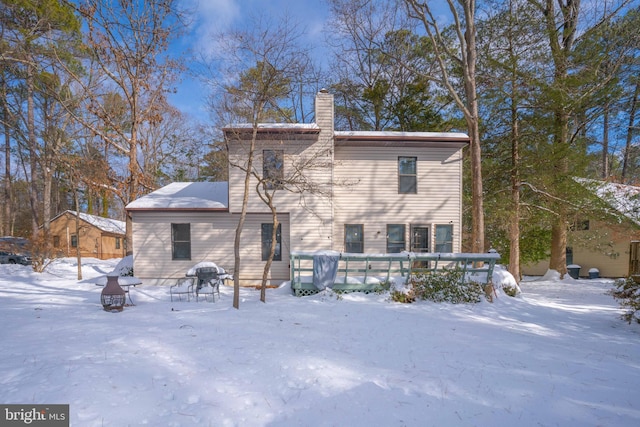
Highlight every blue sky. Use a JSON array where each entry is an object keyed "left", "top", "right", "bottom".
[{"left": 170, "top": 0, "right": 330, "bottom": 122}]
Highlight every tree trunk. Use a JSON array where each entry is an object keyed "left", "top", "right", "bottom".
[
  {"left": 74, "top": 193, "right": 82, "bottom": 280},
  {"left": 463, "top": 0, "right": 485, "bottom": 254},
  {"left": 622, "top": 79, "right": 639, "bottom": 181},
  {"left": 126, "top": 111, "right": 138, "bottom": 255},
  {"left": 602, "top": 103, "right": 609, "bottom": 179},
  {"left": 509, "top": 103, "right": 521, "bottom": 282},
  {"left": 233, "top": 125, "right": 258, "bottom": 309},
  {"left": 467, "top": 116, "right": 485, "bottom": 253},
  {"left": 405, "top": 0, "right": 485, "bottom": 253},
  {"left": 42, "top": 166, "right": 52, "bottom": 257},
  {"left": 548, "top": 113, "right": 571, "bottom": 277},
  {"left": 26, "top": 67, "right": 40, "bottom": 239},
  {"left": 1, "top": 75, "right": 11, "bottom": 236},
  {"left": 541, "top": 0, "right": 577, "bottom": 278},
  {"left": 261, "top": 204, "right": 279, "bottom": 303},
  {"left": 549, "top": 213, "right": 568, "bottom": 274}
]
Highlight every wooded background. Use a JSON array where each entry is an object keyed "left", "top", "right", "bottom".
[{"left": 1, "top": 0, "right": 638, "bottom": 281}]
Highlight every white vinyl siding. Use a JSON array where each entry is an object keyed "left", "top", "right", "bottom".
[
  {"left": 239, "top": 215, "right": 290, "bottom": 282},
  {"left": 333, "top": 146, "right": 463, "bottom": 254},
  {"left": 130, "top": 211, "right": 290, "bottom": 286},
  {"left": 227, "top": 137, "right": 333, "bottom": 255}
]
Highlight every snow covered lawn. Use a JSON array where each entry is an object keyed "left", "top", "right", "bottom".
[{"left": 1, "top": 258, "right": 639, "bottom": 426}]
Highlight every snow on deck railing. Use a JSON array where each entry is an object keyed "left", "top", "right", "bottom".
[{"left": 290, "top": 251, "right": 500, "bottom": 296}]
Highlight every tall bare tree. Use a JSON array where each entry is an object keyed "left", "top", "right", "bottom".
[
  {"left": 65, "top": 0, "right": 185, "bottom": 253},
  {"left": 327, "top": 0, "right": 446, "bottom": 132},
  {"left": 405, "top": 0, "right": 485, "bottom": 253},
  {"left": 207, "top": 14, "right": 321, "bottom": 306}
]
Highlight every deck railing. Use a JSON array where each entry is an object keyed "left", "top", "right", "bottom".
[{"left": 290, "top": 251, "right": 501, "bottom": 296}]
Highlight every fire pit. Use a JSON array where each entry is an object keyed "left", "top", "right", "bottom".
[{"left": 101, "top": 275, "right": 126, "bottom": 312}]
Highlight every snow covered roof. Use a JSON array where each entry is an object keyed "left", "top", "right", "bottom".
[
  {"left": 335, "top": 130, "right": 469, "bottom": 140},
  {"left": 223, "top": 123, "right": 320, "bottom": 133},
  {"left": 578, "top": 179, "right": 640, "bottom": 226},
  {"left": 334, "top": 131, "right": 469, "bottom": 147},
  {"left": 54, "top": 211, "right": 126, "bottom": 235},
  {"left": 126, "top": 182, "right": 229, "bottom": 210}
]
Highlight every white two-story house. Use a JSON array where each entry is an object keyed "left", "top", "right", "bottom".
[{"left": 126, "top": 91, "right": 469, "bottom": 286}]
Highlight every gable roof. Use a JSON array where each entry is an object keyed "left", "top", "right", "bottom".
[
  {"left": 578, "top": 179, "right": 640, "bottom": 226},
  {"left": 126, "top": 182, "right": 229, "bottom": 211},
  {"left": 53, "top": 211, "right": 126, "bottom": 235}
]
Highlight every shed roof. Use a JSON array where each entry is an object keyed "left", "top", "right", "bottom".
[
  {"left": 52, "top": 211, "right": 126, "bottom": 235},
  {"left": 126, "top": 182, "right": 229, "bottom": 211},
  {"left": 578, "top": 179, "right": 640, "bottom": 226}
]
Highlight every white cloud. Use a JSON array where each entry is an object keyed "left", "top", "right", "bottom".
[{"left": 181, "top": 0, "right": 241, "bottom": 57}]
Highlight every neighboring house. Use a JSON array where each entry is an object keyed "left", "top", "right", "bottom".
[
  {"left": 49, "top": 210, "right": 126, "bottom": 260},
  {"left": 126, "top": 91, "right": 470, "bottom": 286},
  {"left": 523, "top": 181, "right": 640, "bottom": 278}
]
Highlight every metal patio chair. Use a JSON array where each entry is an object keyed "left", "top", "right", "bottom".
[
  {"left": 170, "top": 277, "right": 195, "bottom": 302},
  {"left": 195, "top": 267, "right": 221, "bottom": 302}
]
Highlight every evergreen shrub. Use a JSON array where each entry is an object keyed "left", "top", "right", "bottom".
[
  {"left": 608, "top": 277, "right": 640, "bottom": 324},
  {"left": 408, "top": 266, "right": 483, "bottom": 304}
]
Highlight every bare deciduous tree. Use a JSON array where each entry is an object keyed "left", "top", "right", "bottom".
[
  {"left": 206, "top": 14, "right": 323, "bottom": 306},
  {"left": 64, "top": 0, "right": 186, "bottom": 253},
  {"left": 404, "top": 0, "right": 485, "bottom": 253}
]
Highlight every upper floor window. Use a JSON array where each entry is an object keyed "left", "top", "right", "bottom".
[
  {"left": 435, "top": 224, "right": 453, "bottom": 252},
  {"left": 398, "top": 157, "right": 417, "bottom": 194},
  {"left": 387, "top": 224, "right": 406, "bottom": 253},
  {"left": 71, "top": 235, "right": 78, "bottom": 248},
  {"left": 172, "top": 223, "right": 191, "bottom": 260},
  {"left": 53, "top": 236, "right": 60, "bottom": 248},
  {"left": 261, "top": 223, "right": 282, "bottom": 261},
  {"left": 345, "top": 224, "right": 364, "bottom": 253},
  {"left": 263, "top": 149, "right": 284, "bottom": 189}
]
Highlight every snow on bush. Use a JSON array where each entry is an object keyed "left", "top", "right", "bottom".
[{"left": 609, "top": 276, "right": 640, "bottom": 324}]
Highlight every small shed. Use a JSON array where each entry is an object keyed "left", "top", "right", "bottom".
[{"left": 48, "top": 210, "right": 126, "bottom": 260}]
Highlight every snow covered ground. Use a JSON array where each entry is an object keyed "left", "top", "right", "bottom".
[{"left": 1, "top": 258, "right": 639, "bottom": 426}]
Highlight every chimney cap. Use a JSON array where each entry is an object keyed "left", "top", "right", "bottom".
[{"left": 319, "top": 88, "right": 329, "bottom": 93}]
